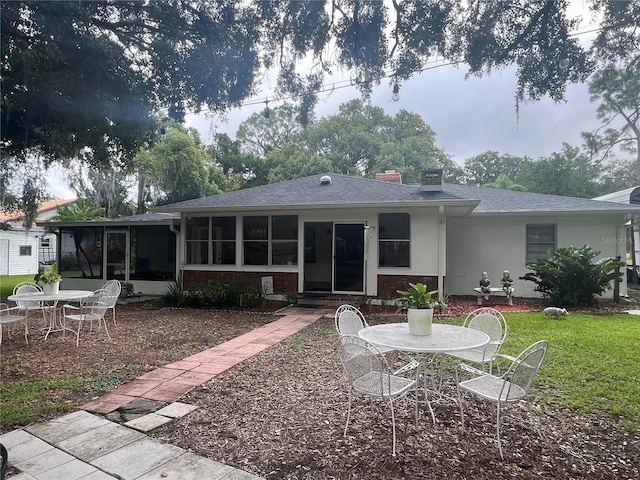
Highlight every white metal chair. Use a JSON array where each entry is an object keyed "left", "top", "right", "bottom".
[
  {"left": 444, "top": 307, "right": 507, "bottom": 373},
  {"left": 0, "top": 303, "right": 29, "bottom": 345},
  {"left": 455, "top": 340, "right": 549, "bottom": 459},
  {"left": 12, "top": 282, "right": 49, "bottom": 327},
  {"left": 337, "top": 335, "right": 417, "bottom": 456},
  {"left": 62, "top": 289, "right": 112, "bottom": 346},
  {"left": 335, "top": 304, "right": 394, "bottom": 354},
  {"left": 101, "top": 279, "right": 121, "bottom": 325}
]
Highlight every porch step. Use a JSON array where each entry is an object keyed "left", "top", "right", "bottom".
[{"left": 296, "top": 293, "right": 363, "bottom": 308}]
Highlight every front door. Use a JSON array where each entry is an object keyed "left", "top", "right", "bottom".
[
  {"left": 106, "top": 230, "right": 128, "bottom": 281},
  {"left": 334, "top": 223, "right": 365, "bottom": 293}
]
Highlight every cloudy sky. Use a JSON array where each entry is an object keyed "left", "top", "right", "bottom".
[{"left": 186, "top": 61, "right": 600, "bottom": 164}]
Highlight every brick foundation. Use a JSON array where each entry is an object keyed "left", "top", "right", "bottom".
[
  {"left": 377, "top": 275, "right": 438, "bottom": 296},
  {"left": 183, "top": 271, "right": 298, "bottom": 295}
]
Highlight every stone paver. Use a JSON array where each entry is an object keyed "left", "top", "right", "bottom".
[
  {"left": 155, "top": 401, "right": 198, "bottom": 418},
  {"left": 124, "top": 412, "right": 174, "bottom": 432}
]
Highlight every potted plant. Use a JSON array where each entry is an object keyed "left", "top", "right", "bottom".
[
  {"left": 34, "top": 262, "right": 63, "bottom": 295},
  {"left": 396, "top": 282, "right": 438, "bottom": 335}
]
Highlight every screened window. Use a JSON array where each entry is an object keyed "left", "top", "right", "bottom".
[
  {"left": 272, "top": 215, "right": 298, "bottom": 265},
  {"left": 59, "top": 227, "right": 103, "bottom": 278},
  {"left": 19, "top": 245, "right": 32, "bottom": 256},
  {"left": 378, "top": 213, "right": 410, "bottom": 267},
  {"left": 243, "top": 216, "right": 269, "bottom": 265},
  {"left": 526, "top": 224, "right": 556, "bottom": 262},
  {"left": 186, "top": 216, "right": 236, "bottom": 265},
  {"left": 243, "top": 215, "right": 298, "bottom": 266},
  {"left": 212, "top": 217, "right": 236, "bottom": 264},
  {"left": 186, "top": 217, "right": 209, "bottom": 264}
]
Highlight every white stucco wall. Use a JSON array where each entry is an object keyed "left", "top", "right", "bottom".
[{"left": 446, "top": 214, "right": 628, "bottom": 298}]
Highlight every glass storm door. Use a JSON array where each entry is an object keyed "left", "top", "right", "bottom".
[{"left": 333, "top": 224, "right": 364, "bottom": 293}]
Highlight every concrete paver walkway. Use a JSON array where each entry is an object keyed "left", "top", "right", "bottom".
[{"left": 1, "top": 308, "right": 330, "bottom": 479}]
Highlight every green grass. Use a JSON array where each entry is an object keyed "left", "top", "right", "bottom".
[
  {"left": 446, "top": 312, "right": 640, "bottom": 429},
  {"left": 0, "top": 361, "right": 143, "bottom": 428},
  {"left": 0, "top": 274, "right": 35, "bottom": 302}
]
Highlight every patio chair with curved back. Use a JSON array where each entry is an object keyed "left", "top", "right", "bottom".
[
  {"left": 12, "top": 282, "right": 50, "bottom": 327},
  {"left": 0, "top": 303, "right": 29, "bottom": 345},
  {"left": 334, "top": 304, "right": 393, "bottom": 354},
  {"left": 62, "top": 289, "right": 112, "bottom": 346},
  {"left": 444, "top": 307, "right": 507, "bottom": 373},
  {"left": 337, "top": 334, "right": 417, "bottom": 456},
  {"left": 455, "top": 339, "right": 549, "bottom": 459},
  {"left": 101, "top": 279, "right": 122, "bottom": 325}
]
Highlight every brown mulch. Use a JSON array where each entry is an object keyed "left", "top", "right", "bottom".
[{"left": 1, "top": 299, "right": 639, "bottom": 479}]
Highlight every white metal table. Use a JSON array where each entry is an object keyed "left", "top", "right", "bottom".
[
  {"left": 8, "top": 290, "right": 93, "bottom": 339},
  {"left": 359, "top": 322, "right": 490, "bottom": 423}
]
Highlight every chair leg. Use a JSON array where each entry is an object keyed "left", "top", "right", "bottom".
[
  {"left": 111, "top": 308, "right": 117, "bottom": 326},
  {"left": 388, "top": 398, "right": 397, "bottom": 457},
  {"left": 102, "top": 318, "right": 112, "bottom": 341},
  {"left": 343, "top": 388, "right": 353, "bottom": 437},
  {"left": 496, "top": 402, "right": 504, "bottom": 459}
]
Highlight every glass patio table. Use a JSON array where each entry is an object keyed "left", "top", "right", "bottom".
[
  {"left": 359, "top": 322, "right": 490, "bottom": 423},
  {"left": 8, "top": 290, "right": 93, "bottom": 340}
]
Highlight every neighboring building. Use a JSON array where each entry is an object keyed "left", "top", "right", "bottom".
[
  {"left": 593, "top": 186, "right": 640, "bottom": 283},
  {"left": 41, "top": 172, "right": 640, "bottom": 300},
  {"left": 0, "top": 199, "right": 74, "bottom": 276}
]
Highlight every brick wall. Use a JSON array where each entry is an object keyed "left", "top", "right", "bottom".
[
  {"left": 183, "top": 271, "right": 298, "bottom": 294},
  {"left": 377, "top": 275, "right": 438, "bottom": 296}
]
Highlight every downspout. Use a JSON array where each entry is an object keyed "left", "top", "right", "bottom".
[
  {"left": 437, "top": 206, "right": 446, "bottom": 301},
  {"left": 169, "top": 223, "right": 182, "bottom": 285}
]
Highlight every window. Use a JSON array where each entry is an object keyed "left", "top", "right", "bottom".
[
  {"left": 60, "top": 227, "right": 103, "bottom": 278},
  {"left": 272, "top": 215, "right": 298, "bottom": 265},
  {"left": 186, "top": 217, "right": 236, "bottom": 265},
  {"left": 19, "top": 245, "right": 32, "bottom": 256},
  {"left": 243, "top": 216, "right": 269, "bottom": 265},
  {"left": 40, "top": 238, "right": 51, "bottom": 248},
  {"left": 526, "top": 224, "right": 556, "bottom": 262},
  {"left": 186, "top": 217, "right": 209, "bottom": 264},
  {"left": 243, "top": 215, "right": 298, "bottom": 266},
  {"left": 378, "top": 213, "right": 410, "bottom": 267}
]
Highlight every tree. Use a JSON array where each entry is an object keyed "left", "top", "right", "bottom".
[
  {"left": 581, "top": 67, "right": 640, "bottom": 180},
  {"left": 484, "top": 173, "right": 526, "bottom": 191},
  {"left": 515, "top": 143, "right": 601, "bottom": 198},
  {"left": 3, "top": 0, "right": 637, "bottom": 219},
  {"left": 462, "top": 151, "right": 529, "bottom": 186}
]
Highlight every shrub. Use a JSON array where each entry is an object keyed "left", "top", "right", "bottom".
[
  {"left": 520, "top": 245, "right": 625, "bottom": 307},
  {"left": 161, "top": 277, "right": 265, "bottom": 309}
]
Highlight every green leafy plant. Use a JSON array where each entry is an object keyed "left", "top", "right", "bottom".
[
  {"left": 395, "top": 282, "right": 438, "bottom": 311},
  {"left": 520, "top": 245, "right": 625, "bottom": 307},
  {"left": 33, "top": 262, "right": 62, "bottom": 285}
]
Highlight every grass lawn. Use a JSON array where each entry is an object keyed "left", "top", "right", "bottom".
[
  {"left": 0, "top": 274, "right": 34, "bottom": 301},
  {"left": 446, "top": 311, "right": 640, "bottom": 429}
]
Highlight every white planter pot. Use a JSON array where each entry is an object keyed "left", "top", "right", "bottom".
[
  {"left": 407, "top": 308, "right": 433, "bottom": 336},
  {"left": 42, "top": 281, "right": 60, "bottom": 295}
]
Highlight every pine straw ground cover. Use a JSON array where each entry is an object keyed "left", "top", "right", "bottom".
[{"left": 1, "top": 301, "right": 638, "bottom": 479}]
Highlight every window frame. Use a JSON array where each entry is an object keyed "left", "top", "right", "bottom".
[
  {"left": 19, "top": 245, "right": 32, "bottom": 256},
  {"left": 525, "top": 224, "right": 557, "bottom": 263},
  {"left": 242, "top": 215, "right": 299, "bottom": 266},
  {"left": 185, "top": 216, "right": 236, "bottom": 265},
  {"left": 378, "top": 213, "right": 411, "bottom": 268}
]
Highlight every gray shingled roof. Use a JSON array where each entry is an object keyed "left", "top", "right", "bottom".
[
  {"left": 39, "top": 212, "right": 180, "bottom": 228},
  {"left": 154, "top": 173, "right": 476, "bottom": 211},
  {"left": 152, "top": 173, "right": 640, "bottom": 216},
  {"left": 443, "top": 184, "right": 640, "bottom": 214}
]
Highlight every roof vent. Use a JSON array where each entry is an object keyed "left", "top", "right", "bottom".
[{"left": 320, "top": 175, "right": 332, "bottom": 185}]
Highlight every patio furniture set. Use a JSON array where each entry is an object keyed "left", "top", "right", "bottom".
[
  {"left": 1, "top": 280, "right": 121, "bottom": 347},
  {"left": 335, "top": 305, "right": 548, "bottom": 459}
]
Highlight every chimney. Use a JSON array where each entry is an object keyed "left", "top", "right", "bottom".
[
  {"left": 375, "top": 170, "right": 402, "bottom": 184},
  {"left": 420, "top": 169, "right": 443, "bottom": 192}
]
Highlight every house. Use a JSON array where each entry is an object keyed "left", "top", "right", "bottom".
[
  {"left": 41, "top": 171, "right": 640, "bottom": 300},
  {"left": 0, "top": 199, "right": 74, "bottom": 276}
]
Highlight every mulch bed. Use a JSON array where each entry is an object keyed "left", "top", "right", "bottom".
[{"left": 1, "top": 298, "right": 638, "bottom": 479}]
